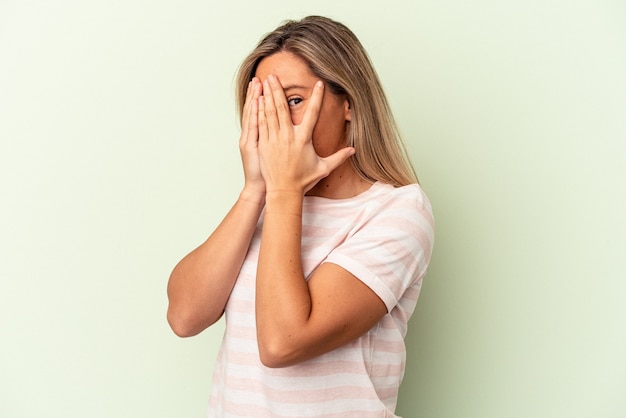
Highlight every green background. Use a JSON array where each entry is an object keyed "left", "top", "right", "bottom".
[{"left": 1, "top": 0, "right": 624, "bottom": 417}]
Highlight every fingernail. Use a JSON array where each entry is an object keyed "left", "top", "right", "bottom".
[{"left": 316, "top": 81, "right": 323, "bottom": 88}]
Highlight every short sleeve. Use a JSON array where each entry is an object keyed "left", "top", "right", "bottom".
[{"left": 324, "top": 184, "right": 435, "bottom": 312}]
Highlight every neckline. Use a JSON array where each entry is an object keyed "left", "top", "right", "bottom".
[{"left": 303, "top": 181, "right": 385, "bottom": 205}]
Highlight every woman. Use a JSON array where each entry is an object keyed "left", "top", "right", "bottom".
[{"left": 167, "top": 16, "right": 435, "bottom": 417}]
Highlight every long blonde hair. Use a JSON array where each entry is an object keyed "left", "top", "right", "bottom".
[{"left": 236, "top": 16, "right": 418, "bottom": 186}]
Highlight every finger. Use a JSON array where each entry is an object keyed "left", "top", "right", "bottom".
[
  {"left": 239, "top": 81, "right": 253, "bottom": 144},
  {"left": 241, "top": 79, "right": 259, "bottom": 142},
  {"left": 248, "top": 79, "right": 262, "bottom": 132},
  {"left": 321, "top": 146, "right": 356, "bottom": 174},
  {"left": 266, "top": 74, "right": 292, "bottom": 129},
  {"left": 262, "top": 78, "right": 280, "bottom": 137},
  {"left": 246, "top": 90, "right": 259, "bottom": 144},
  {"left": 257, "top": 95, "right": 268, "bottom": 144},
  {"left": 250, "top": 77, "right": 262, "bottom": 103},
  {"left": 300, "top": 80, "right": 324, "bottom": 136}
]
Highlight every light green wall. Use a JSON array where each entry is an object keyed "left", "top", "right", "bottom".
[{"left": 1, "top": 1, "right": 624, "bottom": 417}]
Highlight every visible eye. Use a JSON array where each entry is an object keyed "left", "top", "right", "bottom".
[{"left": 287, "top": 97, "right": 303, "bottom": 107}]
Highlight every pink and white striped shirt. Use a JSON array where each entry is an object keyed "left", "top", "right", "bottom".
[{"left": 208, "top": 182, "right": 435, "bottom": 417}]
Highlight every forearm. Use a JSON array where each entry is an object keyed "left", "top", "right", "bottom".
[
  {"left": 167, "top": 188, "right": 264, "bottom": 337},
  {"left": 256, "top": 191, "right": 312, "bottom": 364}
]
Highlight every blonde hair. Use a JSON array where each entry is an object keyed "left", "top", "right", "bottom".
[{"left": 236, "top": 16, "right": 418, "bottom": 186}]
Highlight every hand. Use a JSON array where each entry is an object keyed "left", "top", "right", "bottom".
[
  {"left": 257, "top": 75, "right": 355, "bottom": 194},
  {"left": 238, "top": 78, "right": 265, "bottom": 199}
]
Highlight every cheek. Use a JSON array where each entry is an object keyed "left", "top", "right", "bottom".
[
  {"left": 311, "top": 123, "right": 338, "bottom": 157},
  {"left": 290, "top": 110, "right": 303, "bottom": 125}
]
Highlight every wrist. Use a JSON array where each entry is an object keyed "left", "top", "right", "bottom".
[
  {"left": 264, "top": 190, "right": 304, "bottom": 215},
  {"left": 239, "top": 186, "right": 266, "bottom": 206}
]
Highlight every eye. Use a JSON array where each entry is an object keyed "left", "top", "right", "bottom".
[{"left": 287, "top": 97, "right": 303, "bottom": 107}]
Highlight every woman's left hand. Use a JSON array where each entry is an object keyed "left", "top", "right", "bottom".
[{"left": 257, "top": 75, "right": 354, "bottom": 194}]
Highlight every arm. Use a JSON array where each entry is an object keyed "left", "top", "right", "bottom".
[
  {"left": 255, "top": 75, "right": 387, "bottom": 367},
  {"left": 257, "top": 192, "right": 387, "bottom": 367},
  {"left": 167, "top": 192, "right": 263, "bottom": 337},
  {"left": 167, "top": 78, "right": 264, "bottom": 337}
]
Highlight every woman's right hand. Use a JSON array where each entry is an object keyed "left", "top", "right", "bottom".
[{"left": 239, "top": 78, "right": 265, "bottom": 201}]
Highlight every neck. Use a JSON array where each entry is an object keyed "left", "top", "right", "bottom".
[{"left": 305, "top": 161, "right": 373, "bottom": 199}]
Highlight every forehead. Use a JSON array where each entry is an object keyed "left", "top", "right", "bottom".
[{"left": 255, "top": 51, "right": 316, "bottom": 86}]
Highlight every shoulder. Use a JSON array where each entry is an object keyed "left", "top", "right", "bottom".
[
  {"left": 369, "top": 182, "right": 434, "bottom": 224},
  {"left": 337, "top": 182, "right": 434, "bottom": 253}
]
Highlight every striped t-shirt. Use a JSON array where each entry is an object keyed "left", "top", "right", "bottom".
[{"left": 208, "top": 182, "right": 435, "bottom": 417}]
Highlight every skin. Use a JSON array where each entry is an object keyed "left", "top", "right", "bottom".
[{"left": 166, "top": 51, "right": 387, "bottom": 368}]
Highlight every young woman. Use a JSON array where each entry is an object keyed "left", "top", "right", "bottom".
[{"left": 167, "top": 16, "right": 435, "bottom": 417}]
